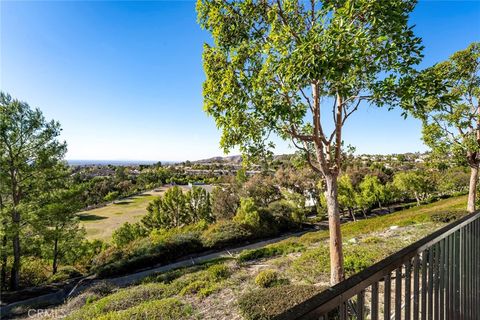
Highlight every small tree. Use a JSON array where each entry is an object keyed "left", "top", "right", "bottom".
[
  {"left": 197, "top": 0, "right": 423, "bottom": 284},
  {"left": 413, "top": 43, "right": 479, "bottom": 212},
  {"left": 143, "top": 186, "right": 188, "bottom": 229},
  {"left": 393, "top": 171, "right": 432, "bottom": 205},
  {"left": 234, "top": 197, "right": 261, "bottom": 228},
  {"left": 355, "top": 175, "right": 379, "bottom": 217},
  {"left": 159, "top": 186, "right": 187, "bottom": 227}
]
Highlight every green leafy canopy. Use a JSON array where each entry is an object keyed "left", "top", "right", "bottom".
[
  {"left": 197, "top": 0, "right": 423, "bottom": 167},
  {"left": 412, "top": 43, "right": 480, "bottom": 166}
]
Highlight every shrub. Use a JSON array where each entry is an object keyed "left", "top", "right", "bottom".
[
  {"left": 64, "top": 281, "right": 115, "bottom": 313},
  {"left": 138, "top": 262, "right": 231, "bottom": 301},
  {"left": 343, "top": 246, "right": 382, "bottom": 275},
  {"left": 179, "top": 280, "right": 217, "bottom": 297},
  {"left": 266, "top": 200, "right": 299, "bottom": 229},
  {"left": 238, "top": 241, "right": 305, "bottom": 262},
  {"left": 207, "top": 264, "right": 231, "bottom": 280},
  {"left": 362, "top": 236, "right": 382, "bottom": 244},
  {"left": 289, "top": 246, "right": 330, "bottom": 283},
  {"left": 96, "top": 298, "right": 192, "bottom": 320},
  {"left": 19, "top": 257, "right": 50, "bottom": 287},
  {"left": 200, "top": 220, "right": 252, "bottom": 248},
  {"left": 238, "top": 285, "right": 323, "bottom": 320},
  {"left": 211, "top": 185, "right": 240, "bottom": 220},
  {"left": 291, "top": 244, "right": 388, "bottom": 282},
  {"left": 235, "top": 197, "right": 261, "bottom": 228},
  {"left": 255, "top": 269, "right": 280, "bottom": 288},
  {"left": 112, "top": 222, "right": 147, "bottom": 247},
  {"left": 66, "top": 283, "right": 170, "bottom": 320},
  {"left": 430, "top": 210, "right": 468, "bottom": 223},
  {"left": 150, "top": 221, "right": 207, "bottom": 244},
  {"left": 48, "top": 266, "right": 83, "bottom": 283}
]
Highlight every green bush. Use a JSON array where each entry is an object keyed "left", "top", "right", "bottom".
[
  {"left": 255, "top": 269, "right": 281, "bottom": 288},
  {"left": 207, "top": 264, "right": 231, "bottom": 280},
  {"left": 150, "top": 221, "right": 207, "bottom": 244},
  {"left": 290, "top": 243, "right": 387, "bottom": 283},
  {"left": 112, "top": 222, "right": 147, "bottom": 247},
  {"left": 238, "top": 241, "right": 305, "bottom": 262},
  {"left": 63, "top": 281, "right": 115, "bottom": 313},
  {"left": 343, "top": 245, "right": 383, "bottom": 275},
  {"left": 267, "top": 200, "right": 300, "bottom": 229},
  {"left": 179, "top": 280, "right": 217, "bottom": 297},
  {"left": 238, "top": 285, "right": 323, "bottom": 320},
  {"left": 96, "top": 298, "right": 192, "bottom": 320},
  {"left": 19, "top": 257, "right": 50, "bottom": 287},
  {"left": 66, "top": 283, "right": 170, "bottom": 320},
  {"left": 234, "top": 197, "right": 261, "bottom": 228},
  {"left": 48, "top": 266, "right": 83, "bottom": 283},
  {"left": 430, "top": 210, "right": 468, "bottom": 223},
  {"left": 200, "top": 220, "right": 253, "bottom": 248},
  {"left": 362, "top": 236, "right": 382, "bottom": 244},
  {"left": 289, "top": 246, "right": 330, "bottom": 283}
]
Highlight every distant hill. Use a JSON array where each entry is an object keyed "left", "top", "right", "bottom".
[{"left": 192, "top": 155, "right": 243, "bottom": 164}]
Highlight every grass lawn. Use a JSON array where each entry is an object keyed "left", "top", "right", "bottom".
[
  {"left": 79, "top": 186, "right": 187, "bottom": 241},
  {"left": 60, "top": 195, "right": 468, "bottom": 320}
]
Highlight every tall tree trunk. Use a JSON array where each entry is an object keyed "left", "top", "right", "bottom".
[
  {"left": 324, "top": 174, "right": 344, "bottom": 285},
  {"left": 9, "top": 169, "right": 21, "bottom": 290},
  {"left": 0, "top": 194, "right": 7, "bottom": 290},
  {"left": 10, "top": 211, "right": 20, "bottom": 290},
  {"left": 52, "top": 238, "right": 59, "bottom": 275},
  {"left": 1, "top": 234, "right": 7, "bottom": 290},
  {"left": 467, "top": 164, "right": 479, "bottom": 213}
]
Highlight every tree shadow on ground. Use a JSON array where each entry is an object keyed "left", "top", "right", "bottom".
[
  {"left": 78, "top": 214, "right": 108, "bottom": 221},
  {"left": 114, "top": 201, "right": 132, "bottom": 205}
]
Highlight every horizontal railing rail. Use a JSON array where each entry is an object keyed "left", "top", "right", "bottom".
[{"left": 276, "top": 211, "right": 480, "bottom": 320}]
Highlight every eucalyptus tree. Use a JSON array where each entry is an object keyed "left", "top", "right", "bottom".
[
  {"left": 414, "top": 43, "right": 480, "bottom": 212},
  {"left": 0, "top": 92, "right": 66, "bottom": 289},
  {"left": 197, "top": 0, "right": 423, "bottom": 283}
]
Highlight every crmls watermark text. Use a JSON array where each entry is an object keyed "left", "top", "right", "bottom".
[{"left": 28, "top": 309, "right": 66, "bottom": 318}]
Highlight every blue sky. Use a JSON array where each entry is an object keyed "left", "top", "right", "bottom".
[{"left": 1, "top": 1, "right": 479, "bottom": 161}]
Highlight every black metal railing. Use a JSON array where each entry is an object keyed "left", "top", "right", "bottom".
[{"left": 277, "top": 212, "right": 480, "bottom": 320}]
